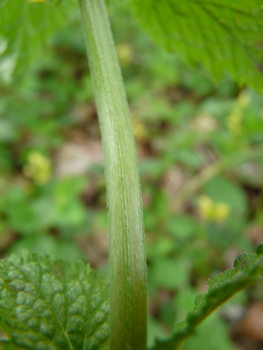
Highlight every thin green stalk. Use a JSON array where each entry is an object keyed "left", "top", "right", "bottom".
[{"left": 78, "top": 0, "right": 147, "bottom": 349}]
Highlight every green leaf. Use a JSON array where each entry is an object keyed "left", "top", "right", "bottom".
[
  {"left": 0, "top": 251, "right": 109, "bottom": 350},
  {"left": 151, "top": 258, "right": 189, "bottom": 290},
  {"left": 0, "top": 0, "right": 77, "bottom": 81},
  {"left": 182, "top": 313, "right": 233, "bottom": 350},
  {"left": 150, "top": 243, "right": 263, "bottom": 350},
  {"left": 131, "top": 0, "right": 263, "bottom": 93},
  {"left": 204, "top": 176, "right": 247, "bottom": 215}
]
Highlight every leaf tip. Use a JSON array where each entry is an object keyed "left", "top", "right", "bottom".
[
  {"left": 256, "top": 243, "right": 263, "bottom": 256},
  {"left": 233, "top": 252, "right": 249, "bottom": 270}
]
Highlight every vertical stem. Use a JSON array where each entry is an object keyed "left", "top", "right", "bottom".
[{"left": 78, "top": 0, "right": 147, "bottom": 349}]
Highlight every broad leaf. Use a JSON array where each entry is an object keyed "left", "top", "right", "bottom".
[
  {"left": 0, "top": 251, "right": 109, "bottom": 350},
  {"left": 150, "top": 243, "right": 263, "bottom": 350},
  {"left": 0, "top": 0, "right": 77, "bottom": 81},
  {"left": 131, "top": 0, "right": 263, "bottom": 93}
]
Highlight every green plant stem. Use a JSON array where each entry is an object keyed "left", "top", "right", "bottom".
[
  {"left": 174, "top": 145, "right": 263, "bottom": 209},
  {"left": 78, "top": 0, "right": 147, "bottom": 349}
]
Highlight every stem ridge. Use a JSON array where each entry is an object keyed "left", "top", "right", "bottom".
[{"left": 78, "top": 0, "right": 147, "bottom": 349}]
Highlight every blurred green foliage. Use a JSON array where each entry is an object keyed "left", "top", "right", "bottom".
[{"left": 0, "top": 1, "right": 263, "bottom": 349}]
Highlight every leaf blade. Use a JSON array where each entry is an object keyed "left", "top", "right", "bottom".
[
  {"left": 131, "top": 0, "right": 263, "bottom": 92},
  {"left": 150, "top": 244, "right": 263, "bottom": 350},
  {"left": 0, "top": 0, "right": 77, "bottom": 81},
  {"left": 0, "top": 251, "right": 109, "bottom": 350}
]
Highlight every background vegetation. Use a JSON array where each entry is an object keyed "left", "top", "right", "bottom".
[{"left": 1, "top": 1, "right": 263, "bottom": 349}]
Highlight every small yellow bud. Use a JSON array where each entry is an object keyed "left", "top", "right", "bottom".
[
  {"left": 23, "top": 151, "right": 51, "bottom": 185},
  {"left": 116, "top": 43, "right": 133, "bottom": 67},
  {"left": 131, "top": 115, "right": 148, "bottom": 141}
]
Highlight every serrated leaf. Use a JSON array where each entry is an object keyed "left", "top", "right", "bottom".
[
  {"left": 0, "top": 0, "right": 77, "bottom": 81},
  {"left": 150, "top": 243, "right": 263, "bottom": 350},
  {"left": 0, "top": 251, "right": 109, "bottom": 350},
  {"left": 131, "top": 0, "right": 263, "bottom": 93}
]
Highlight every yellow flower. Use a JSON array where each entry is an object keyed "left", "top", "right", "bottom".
[
  {"left": 197, "top": 196, "right": 231, "bottom": 223},
  {"left": 227, "top": 91, "right": 250, "bottom": 135},
  {"left": 227, "top": 108, "right": 242, "bottom": 134},
  {"left": 238, "top": 91, "right": 251, "bottom": 110},
  {"left": 213, "top": 202, "right": 231, "bottom": 223},
  {"left": 197, "top": 195, "right": 214, "bottom": 221},
  {"left": 23, "top": 151, "right": 51, "bottom": 185}
]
